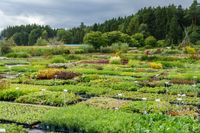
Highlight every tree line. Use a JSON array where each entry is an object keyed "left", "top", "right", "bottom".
[{"left": 1, "top": 0, "right": 200, "bottom": 46}]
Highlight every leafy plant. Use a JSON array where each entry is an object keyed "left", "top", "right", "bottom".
[
  {"left": 149, "top": 62, "right": 162, "bottom": 69},
  {"left": 109, "top": 56, "right": 121, "bottom": 64}
]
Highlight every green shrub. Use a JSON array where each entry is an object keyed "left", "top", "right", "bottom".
[
  {"left": 131, "top": 33, "right": 144, "bottom": 47},
  {"left": 109, "top": 56, "right": 121, "bottom": 64},
  {"left": 130, "top": 38, "right": 139, "bottom": 47},
  {"left": 149, "top": 62, "right": 163, "bottom": 69},
  {"left": 0, "top": 87, "right": 38, "bottom": 101},
  {"left": 1, "top": 45, "right": 12, "bottom": 55},
  {"left": 51, "top": 56, "right": 66, "bottom": 63},
  {"left": 83, "top": 31, "right": 106, "bottom": 49},
  {"left": 111, "top": 43, "right": 129, "bottom": 53},
  {"left": 0, "top": 80, "right": 10, "bottom": 90},
  {"left": 100, "top": 46, "right": 113, "bottom": 53},
  {"left": 0, "top": 39, "right": 14, "bottom": 55},
  {"left": 35, "top": 37, "right": 49, "bottom": 46},
  {"left": 6, "top": 52, "right": 30, "bottom": 58},
  {"left": 80, "top": 44, "right": 95, "bottom": 53},
  {"left": 195, "top": 40, "right": 200, "bottom": 45},
  {"left": 184, "top": 46, "right": 196, "bottom": 54},
  {"left": 145, "top": 36, "right": 157, "bottom": 47},
  {"left": 157, "top": 40, "right": 166, "bottom": 47}
]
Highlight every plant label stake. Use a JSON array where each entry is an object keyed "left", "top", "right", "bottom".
[
  {"left": 177, "top": 95, "right": 182, "bottom": 112},
  {"left": 64, "top": 89, "right": 68, "bottom": 106},
  {"left": 54, "top": 75, "right": 58, "bottom": 85},
  {"left": 142, "top": 97, "right": 147, "bottom": 114},
  {"left": 41, "top": 89, "right": 46, "bottom": 96},
  {"left": 155, "top": 99, "right": 161, "bottom": 113},
  {"left": 116, "top": 93, "right": 123, "bottom": 110}
]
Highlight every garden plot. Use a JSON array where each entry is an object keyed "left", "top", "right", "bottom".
[{"left": 0, "top": 46, "right": 200, "bottom": 132}]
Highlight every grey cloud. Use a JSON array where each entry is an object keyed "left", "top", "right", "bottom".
[{"left": 0, "top": 0, "right": 196, "bottom": 30}]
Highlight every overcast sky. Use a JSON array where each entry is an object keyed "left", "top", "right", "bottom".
[{"left": 0, "top": 0, "right": 197, "bottom": 31}]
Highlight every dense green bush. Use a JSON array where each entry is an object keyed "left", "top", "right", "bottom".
[
  {"left": 145, "top": 36, "right": 157, "bottom": 47},
  {"left": 130, "top": 38, "right": 139, "bottom": 47},
  {"left": 109, "top": 56, "right": 121, "bottom": 64},
  {"left": 0, "top": 44, "right": 12, "bottom": 55},
  {"left": 51, "top": 56, "right": 66, "bottom": 63},
  {"left": 84, "top": 32, "right": 106, "bottom": 49},
  {"left": 131, "top": 33, "right": 144, "bottom": 47},
  {"left": 157, "top": 40, "right": 166, "bottom": 47},
  {"left": 111, "top": 43, "right": 129, "bottom": 53},
  {"left": 35, "top": 37, "right": 49, "bottom": 46}
]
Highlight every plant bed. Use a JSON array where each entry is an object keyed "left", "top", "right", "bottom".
[
  {"left": 79, "top": 59, "right": 109, "bottom": 64},
  {"left": 41, "top": 104, "right": 200, "bottom": 133},
  {"left": 15, "top": 91, "right": 81, "bottom": 106},
  {"left": 0, "top": 102, "right": 55, "bottom": 125}
]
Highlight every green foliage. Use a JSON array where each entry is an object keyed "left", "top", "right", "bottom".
[
  {"left": 130, "top": 38, "right": 139, "bottom": 47},
  {"left": 0, "top": 40, "right": 13, "bottom": 55},
  {"left": 100, "top": 46, "right": 113, "bottom": 53},
  {"left": 1, "top": 24, "right": 55, "bottom": 46},
  {"left": 121, "top": 101, "right": 171, "bottom": 114},
  {"left": 48, "top": 38, "right": 64, "bottom": 46},
  {"left": 109, "top": 56, "right": 121, "bottom": 64},
  {"left": 132, "top": 33, "right": 144, "bottom": 47},
  {"left": 42, "top": 104, "right": 200, "bottom": 133},
  {"left": 16, "top": 91, "right": 80, "bottom": 106},
  {"left": 12, "top": 46, "right": 70, "bottom": 56},
  {"left": 145, "top": 36, "right": 157, "bottom": 47},
  {"left": 111, "top": 43, "right": 129, "bottom": 53},
  {"left": 28, "top": 28, "right": 42, "bottom": 45},
  {"left": 0, "top": 86, "right": 39, "bottom": 101},
  {"left": 0, "top": 102, "right": 54, "bottom": 124},
  {"left": 184, "top": 46, "right": 196, "bottom": 54},
  {"left": 51, "top": 56, "right": 66, "bottom": 63},
  {"left": 168, "top": 84, "right": 200, "bottom": 96},
  {"left": 103, "top": 31, "right": 130, "bottom": 45},
  {"left": 35, "top": 37, "right": 49, "bottom": 46},
  {"left": 0, "top": 80, "right": 10, "bottom": 90},
  {"left": 0, "top": 124, "right": 26, "bottom": 133},
  {"left": 127, "top": 16, "right": 139, "bottom": 34},
  {"left": 157, "top": 40, "right": 166, "bottom": 47},
  {"left": 84, "top": 31, "right": 106, "bottom": 49},
  {"left": 6, "top": 52, "right": 30, "bottom": 58},
  {"left": 138, "top": 87, "right": 166, "bottom": 93},
  {"left": 80, "top": 44, "right": 95, "bottom": 53},
  {"left": 190, "top": 30, "right": 200, "bottom": 43}
]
